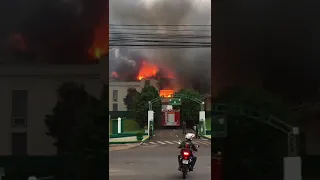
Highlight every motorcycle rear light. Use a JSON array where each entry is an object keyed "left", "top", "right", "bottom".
[{"left": 183, "top": 152, "right": 190, "bottom": 156}]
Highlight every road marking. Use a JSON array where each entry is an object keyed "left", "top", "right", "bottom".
[
  {"left": 149, "top": 142, "right": 157, "bottom": 144},
  {"left": 157, "top": 141, "right": 166, "bottom": 144},
  {"left": 164, "top": 141, "right": 174, "bottom": 144},
  {"left": 173, "top": 141, "right": 180, "bottom": 144}
]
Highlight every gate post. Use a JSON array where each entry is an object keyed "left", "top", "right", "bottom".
[
  {"left": 284, "top": 127, "right": 301, "bottom": 180},
  {"left": 199, "top": 111, "right": 206, "bottom": 135},
  {"left": 117, "top": 117, "right": 121, "bottom": 134},
  {"left": 212, "top": 152, "right": 222, "bottom": 180},
  {"left": 148, "top": 111, "right": 154, "bottom": 137}
]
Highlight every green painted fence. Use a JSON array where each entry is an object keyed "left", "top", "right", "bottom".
[{"left": 109, "top": 111, "right": 212, "bottom": 118}]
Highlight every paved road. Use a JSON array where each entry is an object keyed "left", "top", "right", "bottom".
[
  {"left": 110, "top": 129, "right": 211, "bottom": 179},
  {"left": 140, "top": 138, "right": 211, "bottom": 147}
]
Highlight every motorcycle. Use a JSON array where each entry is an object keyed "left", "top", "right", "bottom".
[{"left": 178, "top": 140, "right": 200, "bottom": 179}]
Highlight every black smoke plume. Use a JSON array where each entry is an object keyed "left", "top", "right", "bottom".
[
  {"left": 0, "top": 0, "right": 107, "bottom": 64},
  {"left": 109, "top": 0, "right": 211, "bottom": 94}
]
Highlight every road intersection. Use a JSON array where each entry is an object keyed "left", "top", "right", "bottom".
[{"left": 110, "top": 129, "right": 211, "bottom": 179}]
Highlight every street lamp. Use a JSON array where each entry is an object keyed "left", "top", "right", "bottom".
[{"left": 201, "top": 101, "right": 205, "bottom": 111}]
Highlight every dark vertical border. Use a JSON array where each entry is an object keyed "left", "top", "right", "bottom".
[
  {"left": 102, "top": 0, "right": 109, "bottom": 179},
  {"left": 211, "top": 1, "right": 214, "bottom": 180},
  {"left": 211, "top": 1, "right": 225, "bottom": 180}
]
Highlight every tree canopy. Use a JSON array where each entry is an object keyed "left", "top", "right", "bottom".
[
  {"left": 123, "top": 87, "right": 138, "bottom": 110},
  {"left": 132, "top": 85, "right": 161, "bottom": 128},
  {"left": 44, "top": 82, "right": 108, "bottom": 180},
  {"left": 177, "top": 88, "right": 203, "bottom": 124}
]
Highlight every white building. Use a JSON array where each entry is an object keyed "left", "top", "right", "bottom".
[
  {"left": 0, "top": 64, "right": 102, "bottom": 155},
  {"left": 109, "top": 79, "right": 159, "bottom": 111}
]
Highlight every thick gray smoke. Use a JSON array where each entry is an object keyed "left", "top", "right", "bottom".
[{"left": 109, "top": 0, "right": 211, "bottom": 94}]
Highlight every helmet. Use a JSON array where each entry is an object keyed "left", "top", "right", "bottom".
[{"left": 185, "top": 133, "right": 195, "bottom": 140}]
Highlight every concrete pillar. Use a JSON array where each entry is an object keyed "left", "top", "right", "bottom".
[
  {"left": 117, "top": 117, "right": 121, "bottom": 134},
  {"left": 199, "top": 111, "right": 206, "bottom": 135},
  {"left": 148, "top": 111, "right": 154, "bottom": 137},
  {"left": 0, "top": 167, "right": 4, "bottom": 180},
  {"left": 284, "top": 157, "right": 301, "bottom": 180}
]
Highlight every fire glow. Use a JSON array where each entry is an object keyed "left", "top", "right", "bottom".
[
  {"left": 88, "top": 12, "right": 108, "bottom": 59},
  {"left": 111, "top": 72, "right": 119, "bottom": 78},
  {"left": 137, "top": 60, "right": 159, "bottom": 80},
  {"left": 160, "top": 90, "right": 174, "bottom": 98}
]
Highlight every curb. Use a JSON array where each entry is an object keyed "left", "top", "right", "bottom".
[
  {"left": 138, "top": 136, "right": 150, "bottom": 146},
  {"left": 142, "top": 136, "right": 150, "bottom": 142},
  {"left": 109, "top": 141, "right": 138, "bottom": 144},
  {"left": 109, "top": 136, "right": 150, "bottom": 144}
]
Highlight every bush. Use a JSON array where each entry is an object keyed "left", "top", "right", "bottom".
[{"left": 136, "top": 131, "right": 144, "bottom": 137}]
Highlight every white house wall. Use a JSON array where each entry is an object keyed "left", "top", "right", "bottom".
[
  {"left": 108, "top": 79, "right": 159, "bottom": 111},
  {"left": 0, "top": 65, "right": 101, "bottom": 155}
]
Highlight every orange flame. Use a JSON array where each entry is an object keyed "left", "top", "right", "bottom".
[
  {"left": 137, "top": 60, "right": 159, "bottom": 80},
  {"left": 88, "top": 12, "right": 108, "bottom": 59},
  {"left": 160, "top": 90, "right": 174, "bottom": 97}
]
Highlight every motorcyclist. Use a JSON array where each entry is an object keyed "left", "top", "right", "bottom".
[{"left": 178, "top": 133, "right": 198, "bottom": 171}]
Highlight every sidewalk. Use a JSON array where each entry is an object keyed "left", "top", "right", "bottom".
[
  {"left": 109, "top": 135, "right": 148, "bottom": 144},
  {"left": 109, "top": 144, "right": 139, "bottom": 151},
  {"left": 202, "top": 135, "right": 211, "bottom": 139}
]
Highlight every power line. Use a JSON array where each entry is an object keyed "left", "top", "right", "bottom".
[
  {"left": 110, "top": 24, "right": 211, "bottom": 27},
  {"left": 109, "top": 44, "right": 211, "bottom": 48},
  {"left": 109, "top": 24, "right": 211, "bottom": 49},
  {"left": 110, "top": 27, "right": 210, "bottom": 32}
]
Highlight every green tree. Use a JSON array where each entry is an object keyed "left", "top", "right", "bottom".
[
  {"left": 177, "top": 88, "right": 202, "bottom": 124},
  {"left": 214, "top": 87, "right": 293, "bottom": 180},
  {"left": 133, "top": 85, "right": 160, "bottom": 128},
  {"left": 45, "top": 82, "right": 108, "bottom": 180},
  {"left": 45, "top": 82, "right": 97, "bottom": 154},
  {"left": 123, "top": 88, "right": 139, "bottom": 110}
]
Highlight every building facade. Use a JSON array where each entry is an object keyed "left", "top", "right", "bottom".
[
  {"left": 109, "top": 79, "right": 159, "bottom": 111},
  {"left": 0, "top": 65, "right": 102, "bottom": 155}
]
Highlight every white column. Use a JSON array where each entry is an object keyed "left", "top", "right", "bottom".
[
  {"left": 117, "top": 117, "right": 121, "bottom": 134},
  {"left": 0, "top": 167, "right": 4, "bottom": 180},
  {"left": 199, "top": 111, "right": 206, "bottom": 135},
  {"left": 284, "top": 157, "right": 301, "bottom": 180},
  {"left": 148, "top": 111, "right": 154, "bottom": 136}
]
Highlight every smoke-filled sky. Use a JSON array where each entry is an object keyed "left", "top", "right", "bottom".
[
  {"left": 212, "top": 0, "right": 320, "bottom": 102},
  {"left": 0, "top": 0, "right": 107, "bottom": 64},
  {"left": 1, "top": 0, "right": 319, "bottom": 102},
  {"left": 109, "top": 0, "right": 211, "bottom": 94}
]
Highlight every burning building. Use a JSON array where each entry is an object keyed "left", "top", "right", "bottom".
[{"left": 109, "top": 79, "right": 159, "bottom": 111}]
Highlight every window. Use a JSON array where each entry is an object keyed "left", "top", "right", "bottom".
[
  {"left": 11, "top": 90, "right": 28, "bottom": 127},
  {"left": 11, "top": 133, "right": 27, "bottom": 155},
  {"left": 112, "top": 90, "right": 118, "bottom": 102},
  {"left": 112, "top": 103, "right": 118, "bottom": 111}
]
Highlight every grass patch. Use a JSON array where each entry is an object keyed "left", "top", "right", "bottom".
[
  {"left": 206, "top": 118, "right": 211, "bottom": 130},
  {"left": 123, "top": 119, "right": 143, "bottom": 133}
]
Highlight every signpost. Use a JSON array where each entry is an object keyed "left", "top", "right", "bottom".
[
  {"left": 212, "top": 116, "right": 227, "bottom": 138},
  {"left": 169, "top": 98, "right": 181, "bottom": 105}
]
